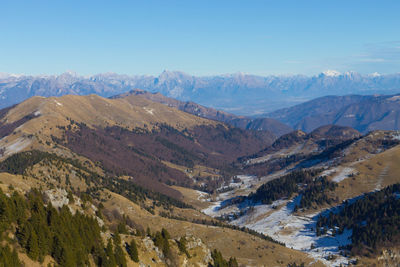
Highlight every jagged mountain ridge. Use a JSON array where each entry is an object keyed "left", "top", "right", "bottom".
[
  {"left": 112, "top": 89, "right": 292, "bottom": 137},
  {"left": 267, "top": 94, "right": 400, "bottom": 133},
  {"left": 2, "top": 70, "right": 400, "bottom": 115}
]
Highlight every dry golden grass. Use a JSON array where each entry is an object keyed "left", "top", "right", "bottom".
[
  {"left": 17, "top": 253, "right": 55, "bottom": 267},
  {"left": 0, "top": 172, "right": 44, "bottom": 194},
  {"left": 0, "top": 94, "right": 223, "bottom": 168},
  {"left": 332, "top": 145, "right": 400, "bottom": 202},
  {"left": 1, "top": 94, "right": 218, "bottom": 133},
  {"left": 355, "top": 246, "right": 400, "bottom": 267},
  {"left": 163, "top": 161, "right": 221, "bottom": 179},
  {"left": 171, "top": 186, "right": 210, "bottom": 210},
  {"left": 102, "top": 191, "right": 324, "bottom": 267}
]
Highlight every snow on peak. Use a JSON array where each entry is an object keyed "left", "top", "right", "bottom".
[
  {"left": 0, "top": 72, "right": 23, "bottom": 79},
  {"left": 369, "top": 72, "right": 381, "bottom": 77},
  {"left": 322, "top": 70, "right": 341, "bottom": 77},
  {"left": 344, "top": 70, "right": 359, "bottom": 76},
  {"left": 61, "top": 70, "right": 79, "bottom": 77}
]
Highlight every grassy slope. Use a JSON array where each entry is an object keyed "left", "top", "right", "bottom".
[
  {"left": 0, "top": 170, "right": 322, "bottom": 266},
  {"left": 103, "top": 191, "right": 323, "bottom": 267}
]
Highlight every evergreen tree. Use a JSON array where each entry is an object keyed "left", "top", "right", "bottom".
[
  {"left": 210, "top": 249, "right": 238, "bottom": 267},
  {"left": 178, "top": 236, "right": 190, "bottom": 258},
  {"left": 228, "top": 257, "right": 238, "bottom": 267},
  {"left": 105, "top": 239, "right": 116, "bottom": 267},
  {"left": 0, "top": 245, "right": 21, "bottom": 267},
  {"left": 115, "top": 243, "right": 127, "bottom": 267},
  {"left": 128, "top": 239, "right": 139, "bottom": 262},
  {"left": 112, "top": 232, "right": 127, "bottom": 267},
  {"left": 27, "top": 230, "right": 39, "bottom": 260},
  {"left": 58, "top": 245, "right": 75, "bottom": 267},
  {"left": 161, "top": 228, "right": 170, "bottom": 239}
]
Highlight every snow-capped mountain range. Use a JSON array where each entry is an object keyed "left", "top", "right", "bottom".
[{"left": 1, "top": 70, "right": 400, "bottom": 115}]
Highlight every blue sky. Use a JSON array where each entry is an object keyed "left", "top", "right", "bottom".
[{"left": 1, "top": 0, "right": 399, "bottom": 76}]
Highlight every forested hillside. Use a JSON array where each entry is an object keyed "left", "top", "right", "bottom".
[{"left": 317, "top": 183, "right": 400, "bottom": 257}]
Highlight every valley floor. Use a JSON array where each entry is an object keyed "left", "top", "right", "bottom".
[{"left": 199, "top": 175, "right": 355, "bottom": 267}]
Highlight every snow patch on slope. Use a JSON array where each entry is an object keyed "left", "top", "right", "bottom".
[
  {"left": 331, "top": 167, "right": 356, "bottom": 183},
  {"left": 231, "top": 196, "right": 353, "bottom": 266},
  {"left": 143, "top": 107, "right": 154, "bottom": 115},
  {"left": 54, "top": 100, "right": 63, "bottom": 106}
]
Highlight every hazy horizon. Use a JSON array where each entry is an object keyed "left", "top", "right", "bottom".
[{"left": 0, "top": 69, "right": 397, "bottom": 78}]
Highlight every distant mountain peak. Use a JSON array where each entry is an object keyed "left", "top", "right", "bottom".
[
  {"left": 63, "top": 70, "right": 79, "bottom": 76},
  {"left": 0, "top": 72, "right": 23, "bottom": 79},
  {"left": 159, "top": 69, "right": 190, "bottom": 78},
  {"left": 369, "top": 72, "right": 381, "bottom": 77},
  {"left": 322, "top": 70, "right": 341, "bottom": 77}
]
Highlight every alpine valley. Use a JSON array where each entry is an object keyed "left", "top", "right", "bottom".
[{"left": 0, "top": 77, "right": 400, "bottom": 267}]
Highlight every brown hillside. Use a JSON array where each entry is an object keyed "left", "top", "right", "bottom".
[
  {"left": 114, "top": 89, "right": 292, "bottom": 137},
  {"left": 0, "top": 94, "right": 274, "bottom": 198}
]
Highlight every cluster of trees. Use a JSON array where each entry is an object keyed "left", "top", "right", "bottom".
[
  {"left": 151, "top": 228, "right": 191, "bottom": 265},
  {"left": 248, "top": 169, "right": 322, "bottom": 204},
  {"left": 0, "top": 150, "right": 248, "bottom": 264},
  {"left": 317, "top": 183, "right": 400, "bottom": 256},
  {"left": 104, "top": 176, "right": 193, "bottom": 209},
  {"left": 0, "top": 245, "right": 21, "bottom": 267},
  {"left": 178, "top": 236, "right": 190, "bottom": 258},
  {"left": 127, "top": 239, "right": 139, "bottom": 262},
  {"left": 0, "top": 188, "right": 130, "bottom": 267},
  {"left": 307, "top": 138, "right": 357, "bottom": 162},
  {"left": 0, "top": 149, "right": 100, "bottom": 186},
  {"left": 242, "top": 154, "right": 307, "bottom": 177},
  {"left": 210, "top": 249, "right": 238, "bottom": 267},
  {"left": 155, "top": 136, "right": 199, "bottom": 168},
  {"left": 0, "top": 150, "right": 193, "bottom": 210},
  {"left": 153, "top": 228, "right": 172, "bottom": 257},
  {"left": 103, "top": 233, "right": 127, "bottom": 267},
  {"left": 295, "top": 176, "right": 337, "bottom": 210},
  {"left": 0, "top": 150, "right": 54, "bottom": 174}
]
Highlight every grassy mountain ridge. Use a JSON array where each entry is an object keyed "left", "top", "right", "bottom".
[
  {"left": 113, "top": 89, "right": 292, "bottom": 137},
  {"left": 0, "top": 94, "right": 276, "bottom": 198}
]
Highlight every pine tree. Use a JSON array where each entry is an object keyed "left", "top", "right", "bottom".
[
  {"left": 27, "top": 230, "right": 39, "bottom": 260},
  {"left": 228, "top": 257, "right": 238, "bottom": 267},
  {"left": 0, "top": 245, "right": 21, "bottom": 267},
  {"left": 178, "top": 236, "right": 190, "bottom": 258},
  {"left": 105, "top": 239, "right": 116, "bottom": 267},
  {"left": 161, "top": 228, "right": 170, "bottom": 239},
  {"left": 128, "top": 239, "right": 139, "bottom": 262},
  {"left": 115, "top": 243, "right": 127, "bottom": 267},
  {"left": 58, "top": 246, "right": 75, "bottom": 267},
  {"left": 146, "top": 227, "right": 151, "bottom": 237}
]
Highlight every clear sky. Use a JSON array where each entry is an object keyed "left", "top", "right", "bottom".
[{"left": 1, "top": 0, "right": 399, "bottom": 76}]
